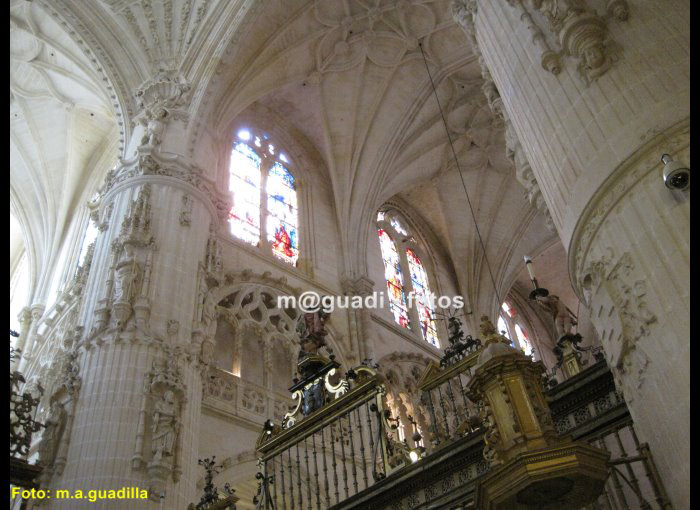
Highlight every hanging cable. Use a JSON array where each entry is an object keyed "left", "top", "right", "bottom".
[{"left": 418, "top": 42, "right": 502, "bottom": 308}]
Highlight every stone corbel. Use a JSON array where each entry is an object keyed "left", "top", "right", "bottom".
[{"left": 523, "top": 0, "right": 628, "bottom": 84}]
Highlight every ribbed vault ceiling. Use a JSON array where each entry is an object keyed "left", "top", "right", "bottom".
[{"left": 10, "top": 0, "right": 559, "bottom": 321}]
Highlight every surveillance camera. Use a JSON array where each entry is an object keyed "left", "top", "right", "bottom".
[{"left": 661, "top": 154, "right": 690, "bottom": 191}]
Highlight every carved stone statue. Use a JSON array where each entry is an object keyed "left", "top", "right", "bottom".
[
  {"left": 296, "top": 308, "right": 329, "bottom": 357},
  {"left": 38, "top": 400, "right": 66, "bottom": 468},
  {"left": 113, "top": 258, "right": 141, "bottom": 304},
  {"left": 151, "top": 390, "right": 180, "bottom": 464},
  {"left": 201, "top": 291, "right": 218, "bottom": 337},
  {"left": 534, "top": 294, "right": 577, "bottom": 338},
  {"left": 140, "top": 107, "right": 168, "bottom": 147}
]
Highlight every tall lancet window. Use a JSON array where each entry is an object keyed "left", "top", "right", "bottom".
[
  {"left": 407, "top": 249, "right": 439, "bottom": 347},
  {"left": 377, "top": 210, "right": 440, "bottom": 347},
  {"left": 228, "top": 129, "right": 299, "bottom": 265},
  {"left": 378, "top": 227, "right": 410, "bottom": 328}
]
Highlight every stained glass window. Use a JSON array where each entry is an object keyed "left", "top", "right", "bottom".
[
  {"left": 229, "top": 142, "right": 261, "bottom": 245},
  {"left": 227, "top": 129, "right": 300, "bottom": 266},
  {"left": 267, "top": 162, "right": 298, "bottom": 265},
  {"left": 501, "top": 301, "right": 516, "bottom": 318},
  {"left": 378, "top": 229, "right": 410, "bottom": 328},
  {"left": 515, "top": 324, "right": 533, "bottom": 356},
  {"left": 390, "top": 216, "right": 408, "bottom": 236},
  {"left": 497, "top": 316, "right": 510, "bottom": 339},
  {"left": 406, "top": 249, "right": 439, "bottom": 347}
]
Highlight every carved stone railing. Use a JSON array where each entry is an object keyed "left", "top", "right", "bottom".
[
  {"left": 332, "top": 359, "right": 673, "bottom": 510},
  {"left": 203, "top": 367, "right": 294, "bottom": 425},
  {"left": 254, "top": 359, "right": 407, "bottom": 509}
]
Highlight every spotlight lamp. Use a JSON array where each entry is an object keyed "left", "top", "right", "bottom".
[{"left": 661, "top": 153, "right": 690, "bottom": 191}]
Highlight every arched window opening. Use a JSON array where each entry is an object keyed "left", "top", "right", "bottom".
[
  {"left": 378, "top": 228, "right": 410, "bottom": 328},
  {"left": 228, "top": 129, "right": 299, "bottom": 265},
  {"left": 377, "top": 210, "right": 441, "bottom": 347}
]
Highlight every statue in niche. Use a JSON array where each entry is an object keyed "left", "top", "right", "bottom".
[
  {"left": 201, "top": 291, "right": 219, "bottom": 337},
  {"left": 113, "top": 255, "right": 141, "bottom": 304},
  {"left": 151, "top": 390, "right": 180, "bottom": 464},
  {"left": 37, "top": 400, "right": 66, "bottom": 468},
  {"left": 296, "top": 308, "right": 330, "bottom": 357},
  {"left": 534, "top": 294, "right": 577, "bottom": 339}
]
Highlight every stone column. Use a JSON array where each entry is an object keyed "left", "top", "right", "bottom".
[
  {"left": 341, "top": 275, "right": 376, "bottom": 363},
  {"left": 42, "top": 73, "right": 230, "bottom": 509},
  {"left": 454, "top": 0, "right": 689, "bottom": 505}
]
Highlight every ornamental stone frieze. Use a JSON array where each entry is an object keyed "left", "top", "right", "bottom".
[
  {"left": 579, "top": 248, "right": 655, "bottom": 403},
  {"left": 97, "top": 148, "right": 231, "bottom": 225}
]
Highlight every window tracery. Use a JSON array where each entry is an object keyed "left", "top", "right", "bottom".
[{"left": 228, "top": 129, "right": 299, "bottom": 266}]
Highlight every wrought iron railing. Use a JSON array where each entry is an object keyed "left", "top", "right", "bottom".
[
  {"left": 330, "top": 358, "right": 673, "bottom": 510},
  {"left": 255, "top": 358, "right": 407, "bottom": 509},
  {"left": 415, "top": 326, "right": 482, "bottom": 449}
]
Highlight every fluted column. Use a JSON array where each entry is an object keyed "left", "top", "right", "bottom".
[
  {"left": 454, "top": 0, "right": 689, "bottom": 505},
  {"left": 41, "top": 73, "right": 230, "bottom": 509}
]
